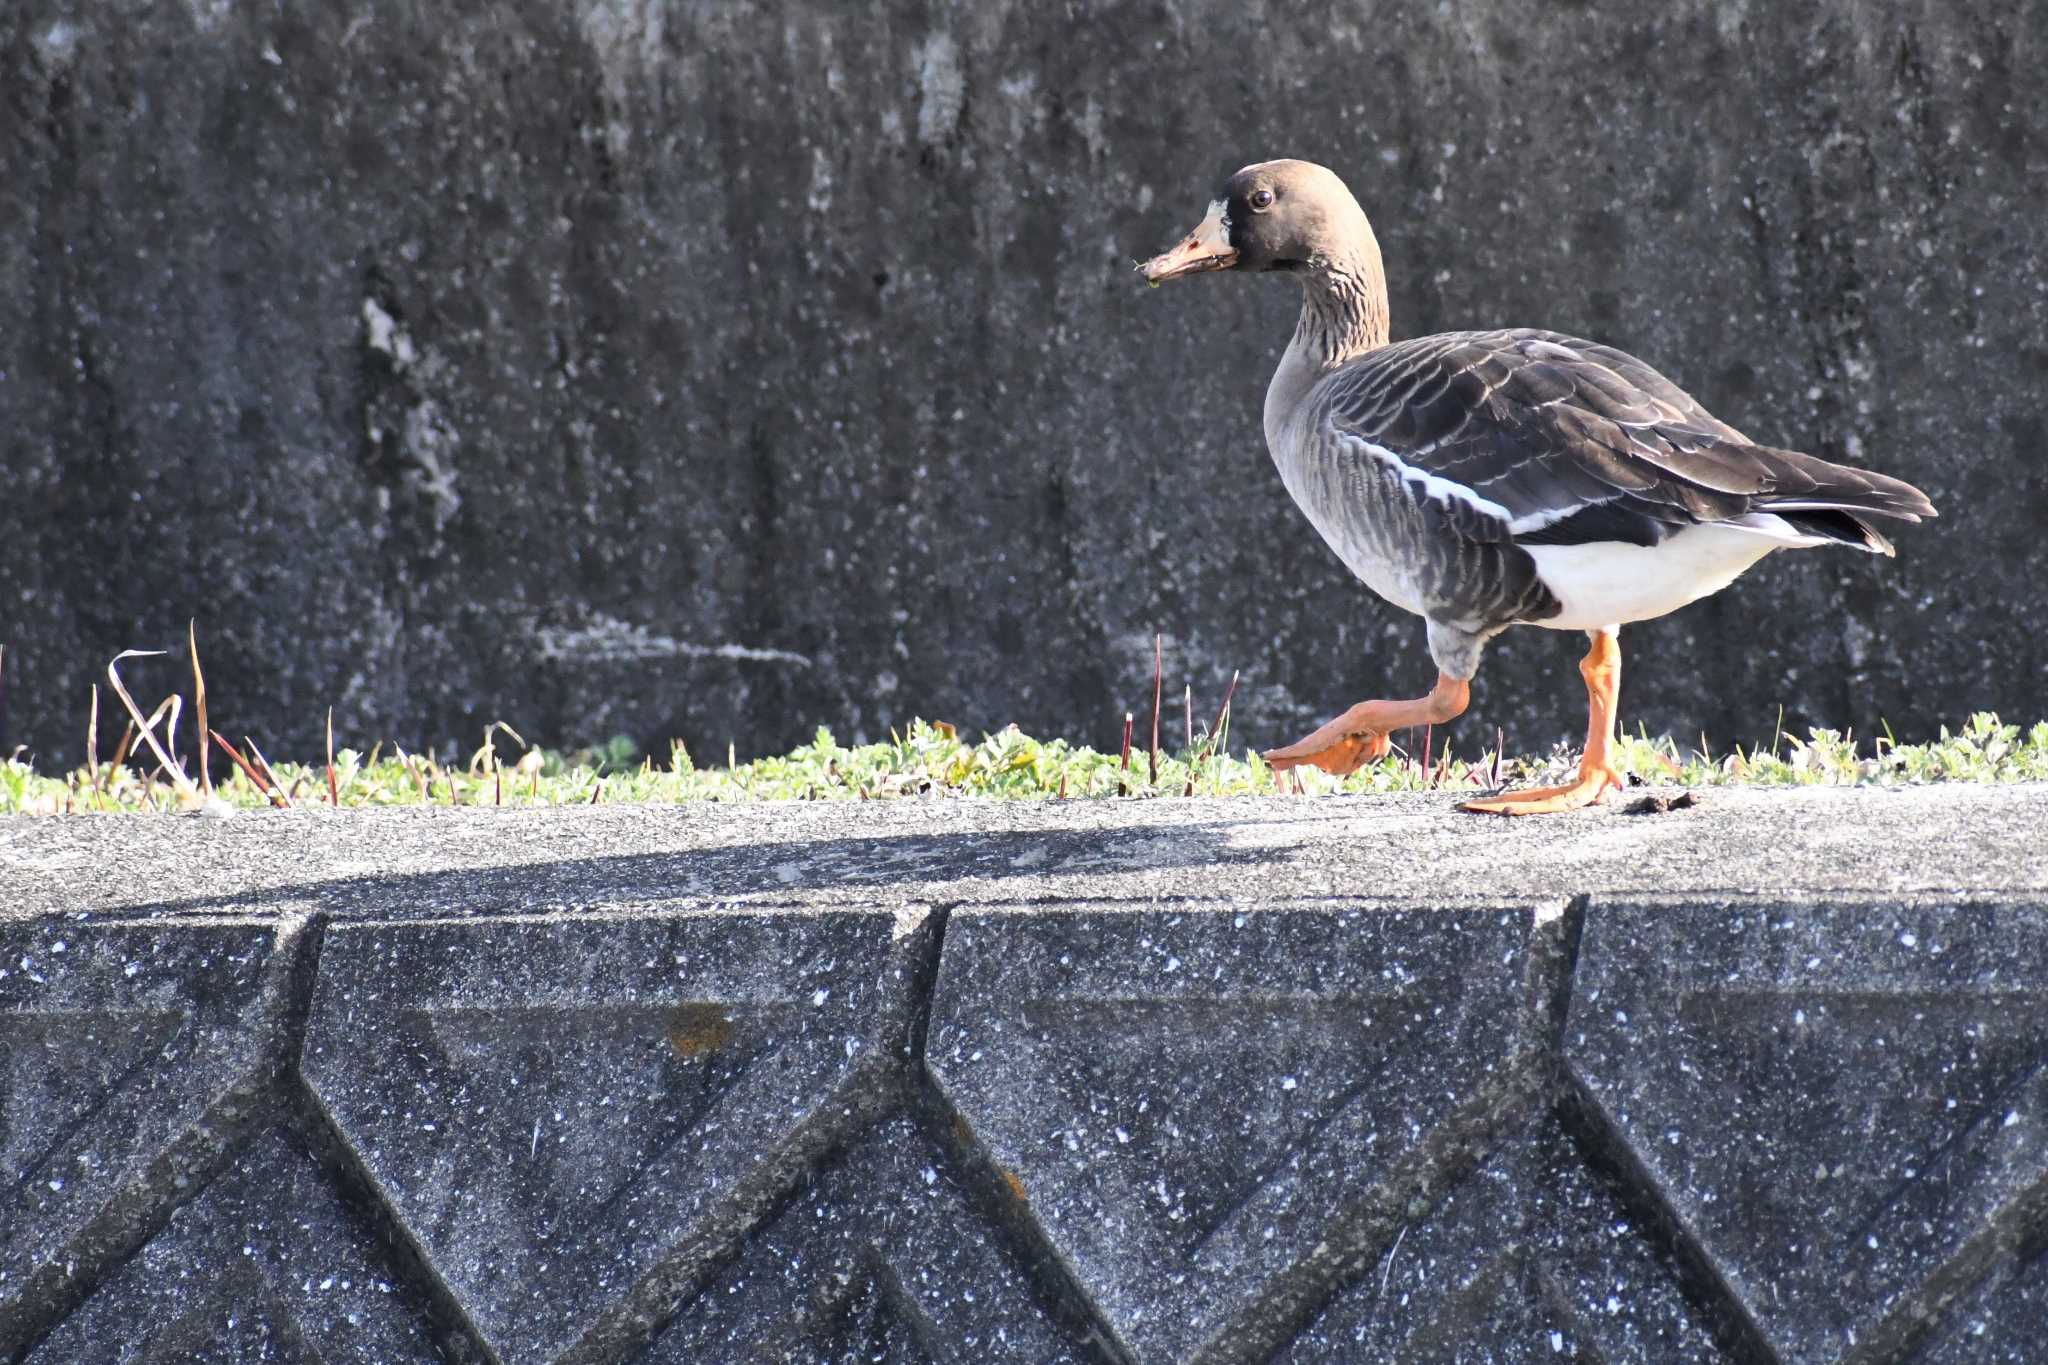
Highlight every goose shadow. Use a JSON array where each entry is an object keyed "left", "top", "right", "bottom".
[{"left": 96, "top": 819, "right": 1284, "bottom": 922}]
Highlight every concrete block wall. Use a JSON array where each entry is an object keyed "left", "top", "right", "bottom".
[{"left": 3, "top": 790, "right": 2045, "bottom": 1361}]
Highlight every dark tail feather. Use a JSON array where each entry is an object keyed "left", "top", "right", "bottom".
[
  {"left": 1748, "top": 445, "right": 1938, "bottom": 522},
  {"left": 1773, "top": 507, "right": 1898, "bottom": 557}
]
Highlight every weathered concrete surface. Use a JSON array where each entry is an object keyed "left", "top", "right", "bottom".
[
  {"left": 1916, "top": 1236, "right": 2048, "bottom": 1363},
  {"left": 1279, "top": 1115, "right": 1726, "bottom": 1362},
  {"left": 5, "top": 784, "right": 2047, "bottom": 924},
  {"left": 23, "top": 1126, "right": 446, "bottom": 1364},
  {"left": 4, "top": 2, "right": 2044, "bottom": 771},
  {"left": 1569, "top": 896, "right": 2048, "bottom": 1364},
  {"left": 2, "top": 788, "right": 2047, "bottom": 1362},
  {"left": 301, "top": 909, "right": 937, "bottom": 1365},
  {"left": 929, "top": 902, "right": 1561, "bottom": 1364},
  {"left": 637, "top": 1113, "right": 1095, "bottom": 1364},
  {"left": 0, "top": 915, "right": 309, "bottom": 1354}
]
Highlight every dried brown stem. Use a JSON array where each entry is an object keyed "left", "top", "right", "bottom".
[
  {"left": 243, "top": 735, "right": 292, "bottom": 807},
  {"left": 1188, "top": 670, "right": 1241, "bottom": 791},
  {"left": 105, "top": 650, "right": 195, "bottom": 801},
  {"left": 87, "top": 684, "right": 103, "bottom": 810},
  {"left": 1149, "top": 635, "right": 1163, "bottom": 787},
  {"left": 211, "top": 730, "right": 287, "bottom": 807},
  {"left": 189, "top": 622, "right": 211, "bottom": 797}
]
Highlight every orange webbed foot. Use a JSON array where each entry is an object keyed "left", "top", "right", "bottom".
[
  {"left": 1461, "top": 628, "right": 1626, "bottom": 817},
  {"left": 1264, "top": 720, "right": 1392, "bottom": 778},
  {"left": 1459, "top": 760, "right": 1625, "bottom": 816},
  {"left": 1262, "top": 674, "right": 1471, "bottom": 781}
]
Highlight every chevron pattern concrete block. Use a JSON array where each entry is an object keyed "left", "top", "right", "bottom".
[
  {"left": 0, "top": 917, "right": 306, "bottom": 1355},
  {"left": 23, "top": 1124, "right": 445, "bottom": 1364},
  {"left": 1279, "top": 1113, "right": 1725, "bottom": 1362},
  {"left": 1567, "top": 894, "right": 2048, "bottom": 1362},
  {"left": 641, "top": 1111, "right": 1096, "bottom": 1362},
  {"left": 3, "top": 826, "right": 2044, "bottom": 1363},
  {"left": 928, "top": 901, "right": 1568, "bottom": 1364},
  {"left": 1912, "top": 1237, "right": 2048, "bottom": 1363},
  {"left": 301, "top": 907, "right": 936, "bottom": 1365}
]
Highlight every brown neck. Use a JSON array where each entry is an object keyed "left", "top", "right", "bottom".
[
  {"left": 1292, "top": 247, "right": 1390, "bottom": 367},
  {"left": 1263, "top": 223, "right": 1393, "bottom": 453}
]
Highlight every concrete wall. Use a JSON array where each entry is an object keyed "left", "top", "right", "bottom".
[
  {"left": 4, "top": 1, "right": 2045, "bottom": 767},
  {"left": 3, "top": 789, "right": 2046, "bottom": 1361}
]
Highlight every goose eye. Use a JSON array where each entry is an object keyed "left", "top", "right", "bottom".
[{"left": 1249, "top": 188, "right": 1275, "bottom": 211}]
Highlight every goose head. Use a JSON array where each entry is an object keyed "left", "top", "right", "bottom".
[{"left": 1139, "top": 158, "right": 1379, "bottom": 284}]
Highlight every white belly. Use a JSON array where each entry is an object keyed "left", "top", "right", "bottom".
[{"left": 1522, "top": 524, "right": 1786, "bottom": 630}]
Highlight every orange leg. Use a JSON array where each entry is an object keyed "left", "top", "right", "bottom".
[
  {"left": 1265, "top": 673, "right": 1471, "bottom": 778},
  {"left": 1463, "top": 629, "right": 1626, "bottom": 816}
]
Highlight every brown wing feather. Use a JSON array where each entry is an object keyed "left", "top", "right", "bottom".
[{"left": 1321, "top": 329, "right": 1934, "bottom": 549}]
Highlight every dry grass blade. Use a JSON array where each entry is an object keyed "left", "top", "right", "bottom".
[
  {"left": 243, "top": 735, "right": 292, "bottom": 807},
  {"left": 109, "top": 718, "right": 137, "bottom": 773},
  {"left": 87, "top": 684, "right": 104, "bottom": 810},
  {"left": 1149, "top": 635, "right": 1163, "bottom": 787},
  {"left": 141, "top": 695, "right": 183, "bottom": 783},
  {"left": 1193, "top": 670, "right": 1241, "bottom": 764},
  {"left": 105, "top": 650, "right": 197, "bottom": 803},
  {"left": 211, "top": 730, "right": 287, "bottom": 807},
  {"left": 1118, "top": 711, "right": 1133, "bottom": 797},
  {"left": 1182, "top": 681, "right": 1196, "bottom": 796},
  {"left": 327, "top": 707, "right": 339, "bottom": 806},
  {"left": 189, "top": 621, "right": 211, "bottom": 796},
  {"left": 470, "top": 720, "right": 527, "bottom": 777},
  {"left": 1189, "top": 669, "right": 1241, "bottom": 791}
]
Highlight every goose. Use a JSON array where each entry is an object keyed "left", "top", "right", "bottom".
[{"left": 1139, "top": 159, "right": 1936, "bottom": 814}]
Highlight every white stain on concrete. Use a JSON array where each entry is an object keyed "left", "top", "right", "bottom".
[
  {"left": 806, "top": 144, "right": 835, "bottom": 214},
  {"left": 185, "top": 0, "right": 233, "bottom": 33},
  {"left": 1076, "top": 96, "right": 1106, "bottom": 162},
  {"left": 361, "top": 297, "right": 418, "bottom": 370},
  {"left": 34, "top": 20, "right": 82, "bottom": 66},
  {"left": 361, "top": 297, "right": 459, "bottom": 528},
  {"left": 579, "top": 0, "right": 667, "bottom": 155},
  {"left": 535, "top": 614, "right": 812, "bottom": 668},
  {"left": 913, "top": 31, "right": 963, "bottom": 144},
  {"left": 398, "top": 400, "right": 460, "bottom": 526}
]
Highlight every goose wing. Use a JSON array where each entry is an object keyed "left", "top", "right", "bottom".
[{"left": 1319, "top": 328, "right": 1932, "bottom": 550}]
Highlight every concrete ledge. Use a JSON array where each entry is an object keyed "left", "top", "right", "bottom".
[{"left": 3, "top": 787, "right": 2045, "bottom": 1362}]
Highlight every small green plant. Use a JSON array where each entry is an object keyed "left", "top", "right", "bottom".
[
  {"left": 7, "top": 712, "right": 2047, "bottom": 815},
  {"left": 2, "top": 636, "right": 2044, "bottom": 814}
]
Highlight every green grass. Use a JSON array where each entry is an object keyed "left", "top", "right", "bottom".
[
  {"left": 5, "top": 713, "right": 2047, "bottom": 816},
  {"left": 3, "top": 636, "right": 2044, "bottom": 814}
]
